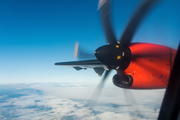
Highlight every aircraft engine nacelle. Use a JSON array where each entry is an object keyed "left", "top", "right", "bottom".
[{"left": 113, "top": 74, "right": 133, "bottom": 88}]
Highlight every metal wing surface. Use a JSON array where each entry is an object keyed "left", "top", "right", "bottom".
[{"left": 55, "top": 59, "right": 106, "bottom": 76}]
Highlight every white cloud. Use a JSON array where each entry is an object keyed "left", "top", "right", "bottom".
[
  {"left": 0, "top": 83, "right": 165, "bottom": 120},
  {"left": 97, "top": 112, "right": 131, "bottom": 120},
  {"left": 0, "top": 95, "right": 7, "bottom": 99}
]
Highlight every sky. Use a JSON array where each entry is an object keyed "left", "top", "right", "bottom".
[
  {"left": 0, "top": 0, "right": 180, "bottom": 83},
  {"left": 0, "top": 0, "right": 179, "bottom": 119}
]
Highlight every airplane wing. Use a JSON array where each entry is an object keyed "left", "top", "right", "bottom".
[{"left": 55, "top": 59, "right": 107, "bottom": 76}]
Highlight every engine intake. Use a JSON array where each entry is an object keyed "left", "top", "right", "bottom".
[{"left": 113, "top": 74, "right": 133, "bottom": 88}]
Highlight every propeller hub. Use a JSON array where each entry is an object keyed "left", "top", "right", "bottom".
[{"left": 95, "top": 44, "right": 131, "bottom": 70}]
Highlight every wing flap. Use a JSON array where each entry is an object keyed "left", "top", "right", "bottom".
[
  {"left": 93, "top": 67, "right": 105, "bottom": 76},
  {"left": 73, "top": 67, "right": 83, "bottom": 71}
]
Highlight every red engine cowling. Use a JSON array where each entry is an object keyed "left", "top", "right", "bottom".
[
  {"left": 113, "top": 73, "right": 167, "bottom": 89},
  {"left": 112, "top": 43, "right": 177, "bottom": 89}
]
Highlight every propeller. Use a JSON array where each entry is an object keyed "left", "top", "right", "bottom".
[
  {"left": 99, "top": 0, "right": 117, "bottom": 44},
  {"left": 76, "top": 0, "right": 160, "bottom": 104},
  {"left": 74, "top": 42, "right": 95, "bottom": 60},
  {"left": 91, "top": 0, "right": 159, "bottom": 101},
  {"left": 123, "top": 89, "right": 143, "bottom": 119},
  {"left": 119, "top": 0, "right": 160, "bottom": 46},
  {"left": 85, "top": 69, "right": 111, "bottom": 107}
]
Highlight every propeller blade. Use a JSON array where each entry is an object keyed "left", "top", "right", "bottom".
[
  {"left": 119, "top": 0, "right": 160, "bottom": 46},
  {"left": 98, "top": 0, "right": 107, "bottom": 10},
  {"left": 99, "top": 0, "right": 117, "bottom": 44},
  {"left": 85, "top": 69, "right": 111, "bottom": 106},
  {"left": 74, "top": 42, "right": 95, "bottom": 60},
  {"left": 123, "top": 89, "right": 142, "bottom": 119}
]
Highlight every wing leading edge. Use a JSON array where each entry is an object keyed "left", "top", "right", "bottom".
[{"left": 55, "top": 59, "right": 106, "bottom": 76}]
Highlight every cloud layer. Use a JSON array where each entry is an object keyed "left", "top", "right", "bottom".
[{"left": 0, "top": 83, "right": 165, "bottom": 120}]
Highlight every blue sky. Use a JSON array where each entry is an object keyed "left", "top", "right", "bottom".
[{"left": 0, "top": 0, "right": 180, "bottom": 83}]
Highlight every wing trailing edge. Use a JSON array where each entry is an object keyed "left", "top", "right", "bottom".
[{"left": 55, "top": 59, "right": 106, "bottom": 76}]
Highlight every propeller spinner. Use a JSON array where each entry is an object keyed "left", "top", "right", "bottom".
[{"left": 95, "top": 44, "right": 131, "bottom": 70}]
